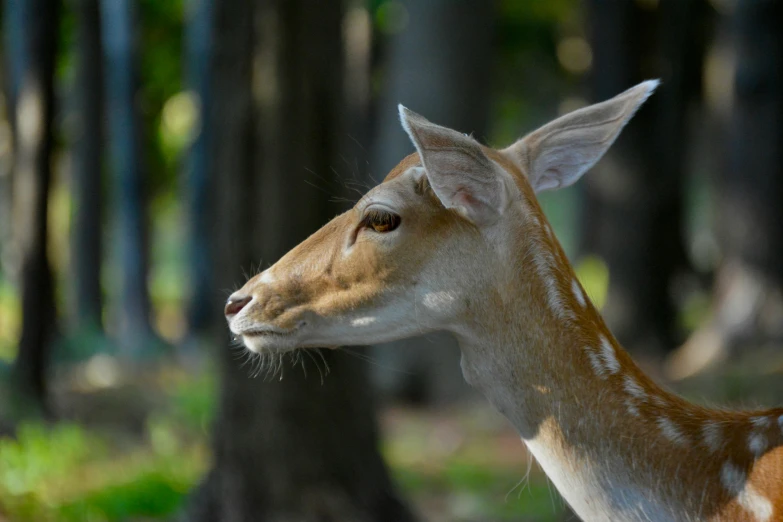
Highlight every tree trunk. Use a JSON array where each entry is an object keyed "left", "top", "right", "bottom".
[
  {"left": 183, "top": 0, "right": 215, "bottom": 339},
  {"left": 186, "top": 1, "right": 414, "bottom": 520},
  {"left": 100, "top": 0, "right": 157, "bottom": 356},
  {"left": 583, "top": 0, "right": 706, "bottom": 357},
  {"left": 71, "top": 0, "right": 105, "bottom": 338},
  {"left": 370, "top": 0, "right": 495, "bottom": 405},
  {"left": 716, "top": 0, "right": 783, "bottom": 340},
  {"left": 9, "top": 0, "right": 59, "bottom": 416},
  {"left": 667, "top": 0, "right": 783, "bottom": 378},
  {"left": 0, "top": 9, "right": 17, "bottom": 270}
]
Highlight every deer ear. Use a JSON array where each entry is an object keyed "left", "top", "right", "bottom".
[
  {"left": 399, "top": 105, "right": 506, "bottom": 226},
  {"left": 503, "top": 80, "right": 659, "bottom": 193}
]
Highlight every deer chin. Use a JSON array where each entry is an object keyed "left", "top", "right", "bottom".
[{"left": 232, "top": 321, "right": 308, "bottom": 353}]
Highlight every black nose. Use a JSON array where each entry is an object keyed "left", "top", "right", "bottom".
[{"left": 225, "top": 295, "right": 252, "bottom": 317}]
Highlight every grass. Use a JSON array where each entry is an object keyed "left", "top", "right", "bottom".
[
  {"left": 0, "top": 420, "right": 208, "bottom": 522},
  {"left": 0, "top": 363, "right": 565, "bottom": 522}
]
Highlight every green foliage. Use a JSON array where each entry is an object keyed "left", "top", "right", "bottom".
[
  {"left": 0, "top": 424, "right": 104, "bottom": 497},
  {"left": 138, "top": 0, "right": 185, "bottom": 197},
  {"left": 0, "top": 276, "right": 20, "bottom": 362},
  {"left": 491, "top": 0, "right": 581, "bottom": 148},
  {"left": 0, "top": 367, "right": 216, "bottom": 521},
  {"left": 164, "top": 368, "right": 217, "bottom": 434},
  {"left": 575, "top": 255, "right": 610, "bottom": 310},
  {"left": 56, "top": 472, "right": 186, "bottom": 522},
  {"left": 0, "top": 421, "right": 207, "bottom": 522}
]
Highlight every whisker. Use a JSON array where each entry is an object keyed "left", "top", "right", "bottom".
[
  {"left": 315, "top": 349, "right": 331, "bottom": 376},
  {"left": 304, "top": 349, "right": 325, "bottom": 385}
]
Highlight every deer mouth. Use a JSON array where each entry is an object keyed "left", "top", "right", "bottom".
[
  {"left": 232, "top": 321, "right": 308, "bottom": 353},
  {"left": 241, "top": 327, "right": 297, "bottom": 337}
]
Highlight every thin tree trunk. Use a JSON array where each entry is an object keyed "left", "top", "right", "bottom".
[
  {"left": 9, "top": 0, "right": 59, "bottom": 416},
  {"left": 186, "top": 1, "right": 415, "bottom": 520},
  {"left": 0, "top": 14, "right": 16, "bottom": 268},
  {"left": 100, "top": 0, "right": 156, "bottom": 356},
  {"left": 370, "top": 0, "right": 495, "bottom": 405},
  {"left": 184, "top": 0, "right": 214, "bottom": 339},
  {"left": 71, "top": 0, "right": 104, "bottom": 336},
  {"left": 583, "top": 0, "right": 705, "bottom": 357}
]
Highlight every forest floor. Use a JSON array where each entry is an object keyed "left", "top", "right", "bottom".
[{"left": 0, "top": 349, "right": 781, "bottom": 522}]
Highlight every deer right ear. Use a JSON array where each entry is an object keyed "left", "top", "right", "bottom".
[
  {"left": 503, "top": 80, "right": 659, "bottom": 193},
  {"left": 399, "top": 105, "right": 507, "bottom": 226}
]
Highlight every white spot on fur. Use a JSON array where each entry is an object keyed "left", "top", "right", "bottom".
[
  {"left": 259, "top": 270, "right": 275, "bottom": 283},
  {"left": 599, "top": 336, "right": 620, "bottom": 375},
  {"left": 702, "top": 421, "right": 723, "bottom": 453},
  {"left": 571, "top": 278, "right": 587, "bottom": 307},
  {"left": 657, "top": 416, "right": 687, "bottom": 446},
  {"left": 748, "top": 432, "right": 767, "bottom": 457},
  {"left": 351, "top": 316, "right": 376, "bottom": 327},
  {"left": 531, "top": 249, "right": 574, "bottom": 321},
  {"left": 586, "top": 349, "right": 606, "bottom": 379},
  {"left": 422, "top": 291, "right": 456, "bottom": 312},
  {"left": 626, "top": 400, "right": 641, "bottom": 417},
  {"left": 751, "top": 416, "right": 771, "bottom": 429},
  {"left": 623, "top": 376, "right": 646, "bottom": 401},
  {"left": 530, "top": 214, "right": 541, "bottom": 228},
  {"left": 545, "top": 278, "right": 569, "bottom": 319},
  {"left": 721, "top": 462, "right": 773, "bottom": 521}
]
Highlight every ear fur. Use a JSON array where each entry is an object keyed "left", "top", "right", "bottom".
[
  {"left": 503, "top": 80, "right": 659, "bottom": 193},
  {"left": 399, "top": 105, "right": 506, "bottom": 226}
]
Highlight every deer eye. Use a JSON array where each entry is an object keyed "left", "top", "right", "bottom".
[{"left": 362, "top": 208, "right": 401, "bottom": 233}]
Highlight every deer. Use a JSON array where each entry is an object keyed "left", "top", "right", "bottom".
[{"left": 224, "top": 81, "right": 783, "bottom": 521}]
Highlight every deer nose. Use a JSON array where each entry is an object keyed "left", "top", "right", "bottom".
[{"left": 225, "top": 295, "right": 252, "bottom": 317}]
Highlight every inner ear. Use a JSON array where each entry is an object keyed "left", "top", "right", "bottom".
[
  {"left": 502, "top": 80, "right": 659, "bottom": 193},
  {"left": 399, "top": 106, "right": 506, "bottom": 226}
]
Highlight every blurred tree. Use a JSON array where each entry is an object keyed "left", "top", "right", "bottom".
[
  {"left": 183, "top": 0, "right": 214, "bottom": 340},
  {"left": 70, "top": 0, "right": 105, "bottom": 340},
  {"left": 8, "top": 0, "right": 60, "bottom": 416},
  {"left": 583, "top": 0, "right": 708, "bottom": 357},
  {"left": 186, "top": 0, "right": 414, "bottom": 520},
  {"left": 371, "top": 0, "right": 495, "bottom": 405},
  {"left": 100, "top": 0, "right": 158, "bottom": 356},
  {"left": 669, "top": 0, "right": 783, "bottom": 377},
  {"left": 0, "top": 16, "right": 16, "bottom": 274}
]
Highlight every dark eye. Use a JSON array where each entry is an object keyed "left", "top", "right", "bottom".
[{"left": 362, "top": 208, "right": 401, "bottom": 233}]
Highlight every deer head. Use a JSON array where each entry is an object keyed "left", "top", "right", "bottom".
[{"left": 224, "top": 81, "right": 658, "bottom": 358}]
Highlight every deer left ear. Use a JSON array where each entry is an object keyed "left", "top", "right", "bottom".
[{"left": 399, "top": 105, "right": 506, "bottom": 226}]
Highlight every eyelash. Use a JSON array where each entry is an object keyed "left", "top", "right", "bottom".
[{"left": 361, "top": 208, "right": 401, "bottom": 233}]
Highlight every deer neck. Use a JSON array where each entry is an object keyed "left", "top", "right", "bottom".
[{"left": 453, "top": 224, "right": 696, "bottom": 520}]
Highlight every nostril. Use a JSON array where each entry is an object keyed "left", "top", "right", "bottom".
[{"left": 225, "top": 295, "right": 252, "bottom": 317}]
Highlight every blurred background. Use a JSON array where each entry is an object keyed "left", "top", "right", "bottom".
[{"left": 0, "top": 0, "right": 782, "bottom": 520}]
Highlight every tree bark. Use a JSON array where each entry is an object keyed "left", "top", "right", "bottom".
[
  {"left": 186, "top": 1, "right": 414, "bottom": 520},
  {"left": 9, "top": 0, "right": 60, "bottom": 416},
  {"left": 583, "top": 0, "right": 706, "bottom": 357},
  {"left": 100, "top": 0, "right": 157, "bottom": 356},
  {"left": 71, "top": 0, "right": 104, "bottom": 335},
  {"left": 370, "top": 0, "right": 495, "bottom": 405}
]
